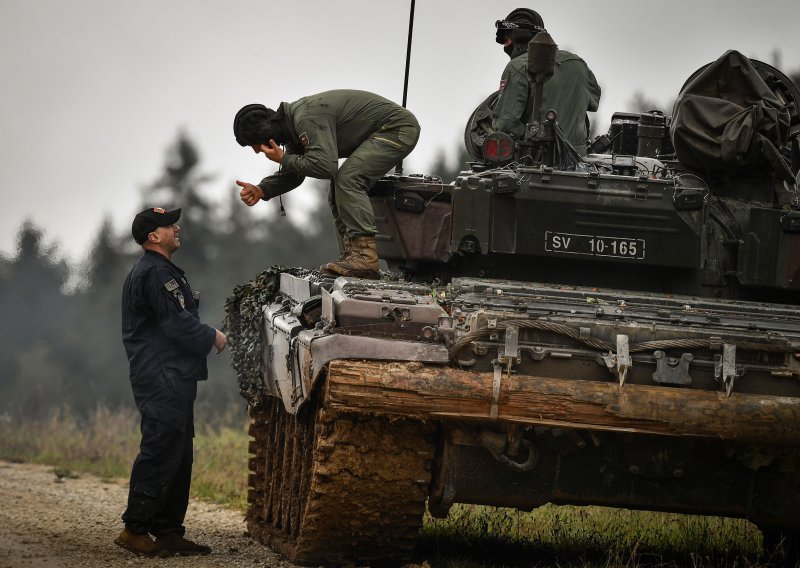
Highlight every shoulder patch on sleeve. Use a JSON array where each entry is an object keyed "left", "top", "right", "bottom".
[
  {"left": 299, "top": 132, "right": 309, "bottom": 146},
  {"left": 164, "top": 279, "right": 180, "bottom": 292}
]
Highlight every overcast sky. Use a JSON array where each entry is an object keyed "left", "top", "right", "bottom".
[{"left": 2, "top": 0, "right": 799, "bottom": 262}]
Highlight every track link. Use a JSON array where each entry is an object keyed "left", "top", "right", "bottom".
[{"left": 247, "top": 389, "right": 435, "bottom": 565}]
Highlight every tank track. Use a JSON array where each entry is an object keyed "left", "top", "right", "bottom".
[{"left": 246, "top": 390, "right": 435, "bottom": 565}]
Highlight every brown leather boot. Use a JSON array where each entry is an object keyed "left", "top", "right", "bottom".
[
  {"left": 153, "top": 532, "right": 211, "bottom": 556},
  {"left": 114, "top": 528, "right": 160, "bottom": 557},
  {"left": 320, "top": 236, "right": 380, "bottom": 279},
  {"left": 319, "top": 234, "right": 350, "bottom": 274}
]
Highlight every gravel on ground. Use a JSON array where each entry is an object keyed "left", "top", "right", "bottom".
[{"left": 0, "top": 460, "right": 299, "bottom": 568}]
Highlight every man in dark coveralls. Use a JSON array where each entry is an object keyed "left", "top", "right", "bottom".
[
  {"left": 233, "top": 89, "right": 420, "bottom": 280},
  {"left": 116, "top": 206, "right": 227, "bottom": 557}
]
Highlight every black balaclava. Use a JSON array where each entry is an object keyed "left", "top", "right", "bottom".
[
  {"left": 495, "top": 8, "right": 545, "bottom": 59},
  {"left": 233, "top": 103, "right": 287, "bottom": 146}
]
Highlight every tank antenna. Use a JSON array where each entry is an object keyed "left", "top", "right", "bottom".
[{"left": 394, "top": 0, "right": 415, "bottom": 176}]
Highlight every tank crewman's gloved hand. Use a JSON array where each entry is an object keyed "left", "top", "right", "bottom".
[
  {"left": 214, "top": 329, "right": 228, "bottom": 354},
  {"left": 235, "top": 180, "right": 264, "bottom": 206}
]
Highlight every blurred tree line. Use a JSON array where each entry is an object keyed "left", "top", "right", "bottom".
[
  {"left": 0, "top": 133, "right": 342, "bottom": 420},
  {"left": 0, "top": 132, "right": 469, "bottom": 422}
]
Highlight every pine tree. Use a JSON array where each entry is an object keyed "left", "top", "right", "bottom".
[{"left": 0, "top": 223, "right": 72, "bottom": 415}]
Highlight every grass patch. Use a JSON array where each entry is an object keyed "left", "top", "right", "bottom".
[
  {"left": 0, "top": 405, "right": 249, "bottom": 508},
  {"left": 419, "top": 503, "right": 765, "bottom": 567},
  {"left": 191, "top": 423, "right": 249, "bottom": 510},
  {"left": 0, "top": 405, "right": 139, "bottom": 479}
]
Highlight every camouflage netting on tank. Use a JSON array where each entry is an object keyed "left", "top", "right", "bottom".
[{"left": 223, "top": 266, "right": 317, "bottom": 405}]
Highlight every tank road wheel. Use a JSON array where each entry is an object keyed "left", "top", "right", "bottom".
[{"left": 246, "top": 391, "right": 435, "bottom": 565}]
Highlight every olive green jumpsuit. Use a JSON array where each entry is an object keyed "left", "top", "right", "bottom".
[
  {"left": 257, "top": 89, "right": 420, "bottom": 238},
  {"left": 492, "top": 50, "right": 601, "bottom": 155}
]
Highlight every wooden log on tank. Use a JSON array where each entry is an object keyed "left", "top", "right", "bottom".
[{"left": 325, "top": 359, "right": 800, "bottom": 447}]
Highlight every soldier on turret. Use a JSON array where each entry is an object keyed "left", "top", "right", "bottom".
[{"left": 492, "top": 8, "right": 601, "bottom": 155}]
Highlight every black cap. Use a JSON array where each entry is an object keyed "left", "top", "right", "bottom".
[
  {"left": 131, "top": 207, "right": 181, "bottom": 244},
  {"left": 233, "top": 103, "right": 280, "bottom": 146}
]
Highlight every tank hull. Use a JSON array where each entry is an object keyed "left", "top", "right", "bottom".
[{"left": 230, "top": 270, "right": 800, "bottom": 564}]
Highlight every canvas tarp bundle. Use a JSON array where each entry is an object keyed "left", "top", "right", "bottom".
[{"left": 671, "top": 50, "right": 792, "bottom": 180}]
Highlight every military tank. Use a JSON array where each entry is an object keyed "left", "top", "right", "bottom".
[{"left": 226, "top": 37, "right": 800, "bottom": 565}]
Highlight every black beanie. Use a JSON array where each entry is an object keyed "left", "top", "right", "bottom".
[{"left": 233, "top": 104, "right": 280, "bottom": 146}]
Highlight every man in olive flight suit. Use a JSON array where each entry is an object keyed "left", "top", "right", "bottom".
[
  {"left": 233, "top": 89, "right": 420, "bottom": 279},
  {"left": 493, "top": 8, "right": 601, "bottom": 155},
  {"left": 117, "top": 207, "right": 227, "bottom": 557}
]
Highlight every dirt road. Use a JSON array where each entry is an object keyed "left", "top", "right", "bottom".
[{"left": 0, "top": 461, "right": 297, "bottom": 568}]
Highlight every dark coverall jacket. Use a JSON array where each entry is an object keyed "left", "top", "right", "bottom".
[
  {"left": 493, "top": 49, "right": 601, "bottom": 155},
  {"left": 121, "top": 249, "right": 215, "bottom": 535},
  {"left": 256, "top": 89, "right": 420, "bottom": 239}
]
